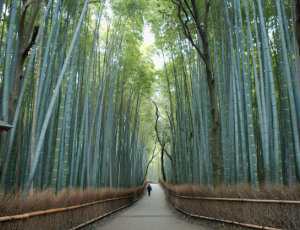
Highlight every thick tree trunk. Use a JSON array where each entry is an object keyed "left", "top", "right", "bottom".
[
  {"left": 191, "top": 0, "right": 221, "bottom": 187},
  {"left": 29, "top": 3, "right": 43, "bottom": 193},
  {"left": 202, "top": 37, "right": 221, "bottom": 187},
  {"left": 8, "top": 1, "right": 40, "bottom": 121},
  {"left": 171, "top": 0, "right": 221, "bottom": 186}
]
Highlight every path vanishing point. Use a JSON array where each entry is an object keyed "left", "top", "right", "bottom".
[{"left": 96, "top": 184, "right": 208, "bottom": 230}]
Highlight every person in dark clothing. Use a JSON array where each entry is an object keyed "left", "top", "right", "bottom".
[{"left": 146, "top": 184, "right": 152, "bottom": 196}]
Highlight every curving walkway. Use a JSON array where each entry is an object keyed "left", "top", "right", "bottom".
[{"left": 96, "top": 184, "right": 208, "bottom": 230}]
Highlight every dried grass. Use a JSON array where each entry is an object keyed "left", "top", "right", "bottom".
[
  {"left": 161, "top": 179, "right": 300, "bottom": 229},
  {"left": 163, "top": 181, "right": 300, "bottom": 200},
  {"left": 0, "top": 182, "right": 146, "bottom": 230}
]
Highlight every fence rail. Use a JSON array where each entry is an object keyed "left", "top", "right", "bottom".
[
  {"left": 0, "top": 193, "right": 142, "bottom": 222},
  {"left": 168, "top": 190, "right": 300, "bottom": 204},
  {"left": 0, "top": 184, "right": 146, "bottom": 230},
  {"left": 160, "top": 179, "right": 300, "bottom": 230}
]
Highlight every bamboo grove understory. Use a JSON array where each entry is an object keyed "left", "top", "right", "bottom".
[{"left": 0, "top": 0, "right": 300, "bottom": 199}]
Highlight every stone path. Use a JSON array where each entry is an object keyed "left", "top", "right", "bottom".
[{"left": 95, "top": 184, "right": 208, "bottom": 230}]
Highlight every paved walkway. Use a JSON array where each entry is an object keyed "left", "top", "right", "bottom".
[{"left": 96, "top": 184, "right": 207, "bottom": 230}]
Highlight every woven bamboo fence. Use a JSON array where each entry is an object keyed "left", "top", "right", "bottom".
[
  {"left": 160, "top": 179, "right": 300, "bottom": 230},
  {"left": 0, "top": 183, "right": 146, "bottom": 230}
]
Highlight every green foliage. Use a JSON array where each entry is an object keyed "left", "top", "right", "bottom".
[{"left": 1, "top": 0, "right": 300, "bottom": 194}]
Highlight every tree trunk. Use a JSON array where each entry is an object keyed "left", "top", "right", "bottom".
[
  {"left": 161, "top": 144, "right": 166, "bottom": 182},
  {"left": 9, "top": 1, "right": 41, "bottom": 121},
  {"left": 190, "top": 0, "right": 221, "bottom": 186},
  {"left": 171, "top": 0, "right": 221, "bottom": 186},
  {"left": 29, "top": 0, "right": 44, "bottom": 194},
  {"left": 202, "top": 37, "right": 220, "bottom": 187}
]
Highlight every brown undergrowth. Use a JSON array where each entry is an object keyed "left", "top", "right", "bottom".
[
  {"left": 163, "top": 181, "right": 300, "bottom": 200},
  {"left": 160, "top": 178, "right": 300, "bottom": 229},
  {"left": 0, "top": 182, "right": 146, "bottom": 230}
]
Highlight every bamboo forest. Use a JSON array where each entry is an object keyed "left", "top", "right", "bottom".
[{"left": 0, "top": 0, "right": 300, "bottom": 228}]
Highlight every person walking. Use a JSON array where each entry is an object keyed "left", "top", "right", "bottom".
[{"left": 146, "top": 184, "right": 152, "bottom": 196}]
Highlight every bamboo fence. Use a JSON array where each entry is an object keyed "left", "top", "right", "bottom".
[
  {"left": 0, "top": 184, "right": 146, "bottom": 230},
  {"left": 160, "top": 179, "right": 300, "bottom": 229}
]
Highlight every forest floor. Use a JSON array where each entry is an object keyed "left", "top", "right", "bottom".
[{"left": 80, "top": 183, "right": 252, "bottom": 230}]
